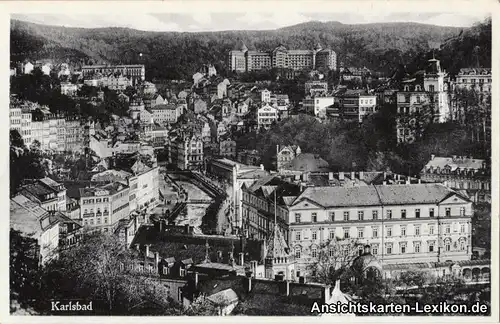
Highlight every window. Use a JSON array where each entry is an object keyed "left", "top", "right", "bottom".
[
  {"left": 445, "top": 225, "right": 451, "bottom": 234},
  {"left": 415, "top": 226, "right": 421, "bottom": 236},
  {"left": 343, "top": 211, "right": 349, "bottom": 221},
  {"left": 329, "top": 230, "right": 335, "bottom": 240},
  {"left": 415, "top": 209, "right": 420, "bottom": 218},
  {"left": 329, "top": 248, "right": 335, "bottom": 257},
  {"left": 460, "top": 224, "right": 465, "bottom": 233},
  {"left": 401, "top": 226, "right": 406, "bottom": 237},
  {"left": 312, "top": 231, "right": 317, "bottom": 240},
  {"left": 460, "top": 207, "right": 465, "bottom": 216},
  {"left": 429, "top": 85, "right": 435, "bottom": 92},
  {"left": 386, "top": 226, "right": 392, "bottom": 237},
  {"left": 429, "top": 225, "right": 435, "bottom": 235},
  {"left": 445, "top": 208, "right": 451, "bottom": 217},
  {"left": 414, "top": 242, "right": 421, "bottom": 253},
  {"left": 429, "top": 208, "right": 435, "bottom": 217},
  {"left": 295, "top": 231, "right": 301, "bottom": 241},
  {"left": 311, "top": 247, "right": 318, "bottom": 258},
  {"left": 372, "top": 210, "right": 378, "bottom": 220},
  {"left": 460, "top": 240, "right": 466, "bottom": 251},
  {"left": 358, "top": 228, "right": 364, "bottom": 238},
  {"left": 343, "top": 228, "right": 350, "bottom": 239},
  {"left": 400, "top": 242, "right": 407, "bottom": 254},
  {"left": 445, "top": 241, "right": 451, "bottom": 252},
  {"left": 295, "top": 247, "right": 301, "bottom": 258},
  {"left": 97, "top": 218, "right": 101, "bottom": 224},
  {"left": 312, "top": 213, "right": 317, "bottom": 223},
  {"left": 329, "top": 212, "right": 335, "bottom": 222},
  {"left": 386, "top": 243, "right": 393, "bottom": 255},
  {"left": 401, "top": 209, "right": 406, "bottom": 219},
  {"left": 295, "top": 213, "right": 301, "bottom": 223},
  {"left": 386, "top": 210, "right": 392, "bottom": 219},
  {"left": 372, "top": 246, "right": 378, "bottom": 255},
  {"left": 358, "top": 211, "right": 364, "bottom": 221}
]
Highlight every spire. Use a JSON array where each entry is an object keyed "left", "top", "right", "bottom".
[{"left": 204, "top": 239, "right": 210, "bottom": 263}]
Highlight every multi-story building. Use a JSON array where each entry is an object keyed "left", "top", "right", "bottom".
[
  {"left": 19, "top": 182, "right": 60, "bottom": 212},
  {"left": 219, "top": 139, "right": 237, "bottom": 159},
  {"left": 101, "top": 74, "right": 133, "bottom": 91},
  {"left": 229, "top": 44, "right": 336, "bottom": 73},
  {"left": 396, "top": 58, "right": 451, "bottom": 143},
  {"left": 454, "top": 68, "right": 491, "bottom": 94},
  {"left": 305, "top": 81, "right": 328, "bottom": 96},
  {"left": 79, "top": 182, "right": 130, "bottom": 233},
  {"left": 257, "top": 104, "right": 279, "bottom": 130},
  {"left": 277, "top": 145, "right": 302, "bottom": 171},
  {"left": 169, "top": 134, "right": 204, "bottom": 171},
  {"left": 288, "top": 184, "right": 472, "bottom": 275},
  {"left": 81, "top": 65, "right": 145, "bottom": 84},
  {"left": 303, "top": 95, "right": 335, "bottom": 117},
  {"left": 64, "top": 116, "right": 83, "bottom": 152},
  {"left": 9, "top": 104, "right": 22, "bottom": 134},
  {"left": 149, "top": 104, "right": 179, "bottom": 124},
  {"left": 11, "top": 195, "right": 60, "bottom": 265},
  {"left": 334, "top": 90, "right": 377, "bottom": 123},
  {"left": 261, "top": 89, "right": 271, "bottom": 103},
  {"left": 29, "top": 114, "right": 83, "bottom": 152},
  {"left": 60, "top": 82, "right": 78, "bottom": 96},
  {"left": 420, "top": 155, "right": 490, "bottom": 203}
]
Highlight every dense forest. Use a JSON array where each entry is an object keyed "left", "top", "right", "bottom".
[{"left": 11, "top": 19, "right": 488, "bottom": 80}]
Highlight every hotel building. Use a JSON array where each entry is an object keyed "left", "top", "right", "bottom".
[
  {"left": 79, "top": 182, "right": 130, "bottom": 233},
  {"left": 242, "top": 178, "right": 473, "bottom": 277},
  {"left": 228, "top": 44, "right": 336, "bottom": 73},
  {"left": 81, "top": 64, "right": 145, "bottom": 84}
]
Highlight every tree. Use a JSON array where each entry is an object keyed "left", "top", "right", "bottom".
[
  {"left": 40, "top": 233, "right": 181, "bottom": 315},
  {"left": 307, "top": 238, "right": 362, "bottom": 286},
  {"left": 10, "top": 129, "right": 24, "bottom": 148}
]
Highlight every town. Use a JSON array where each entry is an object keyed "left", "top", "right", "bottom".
[{"left": 9, "top": 16, "right": 491, "bottom": 316}]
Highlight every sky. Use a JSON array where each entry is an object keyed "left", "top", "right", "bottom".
[{"left": 11, "top": 12, "right": 489, "bottom": 32}]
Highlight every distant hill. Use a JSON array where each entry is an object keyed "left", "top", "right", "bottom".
[{"left": 10, "top": 19, "right": 490, "bottom": 81}]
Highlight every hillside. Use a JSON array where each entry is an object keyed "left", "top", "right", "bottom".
[{"left": 10, "top": 19, "right": 488, "bottom": 80}]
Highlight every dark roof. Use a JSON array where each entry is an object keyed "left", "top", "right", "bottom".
[{"left": 131, "top": 225, "right": 263, "bottom": 264}]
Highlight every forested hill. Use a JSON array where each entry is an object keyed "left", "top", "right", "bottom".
[{"left": 10, "top": 18, "right": 488, "bottom": 80}]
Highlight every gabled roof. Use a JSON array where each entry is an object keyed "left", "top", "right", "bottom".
[
  {"left": 207, "top": 288, "right": 239, "bottom": 306},
  {"left": 265, "top": 227, "right": 291, "bottom": 260}
]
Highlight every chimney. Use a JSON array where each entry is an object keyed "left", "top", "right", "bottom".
[
  {"left": 159, "top": 219, "right": 164, "bottom": 232},
  {"left": 452, "top": 155, "right": 457, "bottom": 161},
  {"left": 135, "top": 243, "right": 140, "bottom": 251},
  {"left": 184, "top": 224, "right": 190, "bottom": 234},
  {"left": 383, "top": 181, "right": 387, "bottom": 185},
  {"left": 260, "top": 164, "right": 264, "bottom": 170},
  {"left": 250, "top": 260, "right": 258, "bottom": 277},
  {"left": 359, "top": 171, "right": 364, "bottom": 180},
  {"left": 383, "top": 171, "right": 387, "bottom": 180},
  {"left": 418, "top": 179, "right": 421, "bottom": 184},
  {"left": 154, "top": 252, "right": 160, "bottom": 268},
  {"left": 351, "top": 171, "right": 355, "bottom": 180},
  {"left": 194, "top": 272, "right": 199, "bottom": 288},
  {"left": 322, "top": 285, "right": 331, "bottom": 304},
  {"left": 245, "top": 276, "right": 252, "bottom": 292},
  {"left": 228, "top": 251, "right": 234, "bottom": 266},
  {"left": 405, "top": 179, "right": 410, "bottom": 185},
  {"left": 339, "top": 172, "right": 344, "bottom": 180},
  {"left": 135, "top": 216, "right": 139, "bottom": 231},
  {"left": 282, "top": 280, "right": 291, "bottom": 296},
  {"left": 145, "top": 244, "right": 150, "bottom": 258},
  {"left": 239, "top": 252, "right": 244, "bottom": 266},
  {"left": 328, "top": 172, "right": 334, "bottom": 180}
]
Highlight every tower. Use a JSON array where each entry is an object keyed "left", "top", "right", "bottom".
[
  {"left": 424, "top": 58, "right": 450, "bottom": 122},
  {"left": 264, "top": 189, "right": 295, "bottom": 280},
  {"left": 313, "top": 43, "right": 323, "bottom": 70}
]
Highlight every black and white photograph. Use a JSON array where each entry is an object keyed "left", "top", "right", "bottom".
[{"left": 6, "top": 1, "right": 494, "bottom": 319}]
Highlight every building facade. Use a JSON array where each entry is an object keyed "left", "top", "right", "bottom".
[
  {"left": 257, "top": 104, "right": 279, "bottom": 130},
  {"left": 79, "top": 182, "right": 130, "bottom": 233},
  {"left": 454, "top": 68, "right": 491, "bottom": 94},
  {"left": 169, "top": 135, "right": 204, "bottom": 170},
  {"left": 229, "top": 44, "right": 337, "bottom": 73},
  {"left": 81, "top": 65, "right": 145, "bottom": 83}
]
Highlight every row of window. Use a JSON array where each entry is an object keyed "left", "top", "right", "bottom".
[
  {"left": 294, "top": 207, "right": 464, "bottom": 223},
  {"left": 82, "top": 198, "right": 109, "bottom": 204},
  {"left": 295, "top": 237, "right": 467, "bottom": 259},
  {"left": 293, "top": 222, "right": 466, "bottom": 241},
  {"left": 83, "top": 217, "right": 108, "bottom": 225}
]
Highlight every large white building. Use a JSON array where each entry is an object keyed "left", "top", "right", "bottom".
[
  {"left": 242, "top": 179, "right": 473, "bottom": 278},
  {"left": 303, "top": 95, "right": 335, "bottom": 117},
  {"left": 257, "top": 104, "right": 279, "bottom": 130}
]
